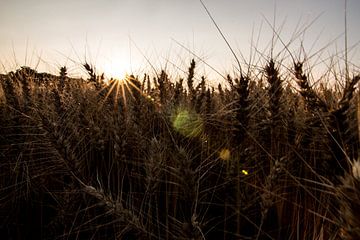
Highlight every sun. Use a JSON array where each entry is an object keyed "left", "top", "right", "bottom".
[
  {"left": 101, "top": 58, "right": 130, "bottom": 81},
  {"left": 97, "top": 52, "right": 151, "bottom": 110}
]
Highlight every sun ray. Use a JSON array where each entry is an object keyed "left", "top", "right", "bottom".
[
  {"left": 120, "top": 78, "right": 127, "bottom": 110},
  {"left": 96, "top": 72, "right": 159, "bottom": 113}
]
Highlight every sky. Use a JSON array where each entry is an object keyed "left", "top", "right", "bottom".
[{"left": 0, "top": 0, "right": 359, "bottom": 82}]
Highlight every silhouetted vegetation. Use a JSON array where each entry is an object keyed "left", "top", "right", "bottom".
[{"left": 0, "top": 58, "right": 359, "bottom": 240}]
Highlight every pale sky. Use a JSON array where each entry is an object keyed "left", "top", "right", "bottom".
[{"left": 0, "top": 0, "right": 359, "bottom": 81}]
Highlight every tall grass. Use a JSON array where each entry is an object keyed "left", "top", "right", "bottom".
[{"left": 0, "top": 52, "right": 359, "bottom": 239}]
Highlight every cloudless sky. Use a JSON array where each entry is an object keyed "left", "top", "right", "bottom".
[{"left": 0, "top": 0, "right": 359, "bottom": 81}]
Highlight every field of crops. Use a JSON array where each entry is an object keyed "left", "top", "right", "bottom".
[{"left": 0, "top": 57, "right": 359, "bottom": 239}]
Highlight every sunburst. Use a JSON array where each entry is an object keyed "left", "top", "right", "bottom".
[{"left": 101, "top": 74, "right": 152, "bottom": 112}]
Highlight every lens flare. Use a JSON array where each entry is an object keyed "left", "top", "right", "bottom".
[
  {"left": 172, "top": 108, "right": 203, "bottom": 138},
  {"left": 219, "top": 148, "right": 231, "bottom": 161}
]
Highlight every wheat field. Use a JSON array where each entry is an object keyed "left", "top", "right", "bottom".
[{"left": 0, "top": 51, "right": 359, "bottom": 240}]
